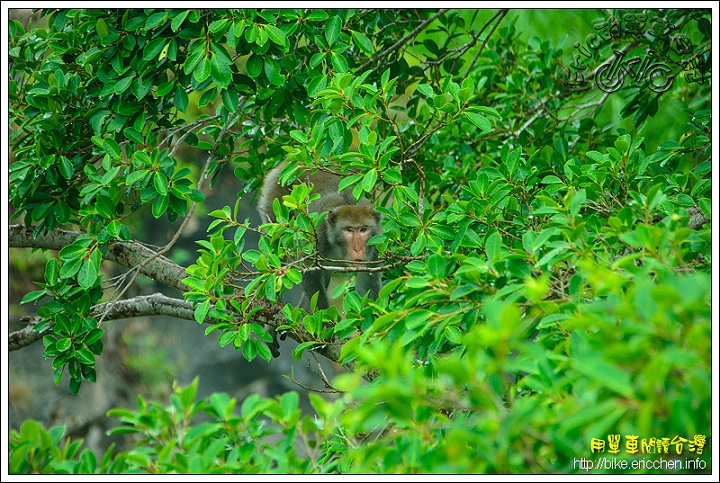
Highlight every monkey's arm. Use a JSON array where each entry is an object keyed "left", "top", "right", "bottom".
[
  {"left": 300, "top": 270, "right": 332, "bottom": 311},
  {"left": 355, "top": 271, "right": 381, "bottom": 301}
]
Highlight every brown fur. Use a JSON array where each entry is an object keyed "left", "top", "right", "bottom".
[{"left": 257, "top": 163, "right": 383, "bottom": 356}]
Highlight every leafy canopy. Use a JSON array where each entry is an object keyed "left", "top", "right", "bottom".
[{"left": 8, "top": 8, "right": 712, "bottom": 474}]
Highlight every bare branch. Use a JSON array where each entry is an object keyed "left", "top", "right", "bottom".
[
  {"left": 10, "top": 293, "right": 219, "bottom": 351},
  {"left": 460, "top": 9, "right": 508, "bottom": 83},
  {"left": 356, "top": 9, "right": 449, "bottom": 75}
]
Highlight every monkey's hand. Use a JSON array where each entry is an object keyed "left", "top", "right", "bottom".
[{"left": 265, "top": 324, "right": 281, "bottom": 358}]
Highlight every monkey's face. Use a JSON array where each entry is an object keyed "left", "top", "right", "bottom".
[
  {"left": 325, "top": 205, "right": 381, "bottom": 264},
  {"left": 341, "top": 225, "right": 373, "bottom": 262}
]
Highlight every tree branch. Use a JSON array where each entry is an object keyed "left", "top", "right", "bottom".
[
  {"left": 9, "top": 293, "right": 196, "bottom": 350},
  {"left": 460, "top": 9, "right": 508, "bottom": 83},
  {"left": 356, "top": 9, "right": 449, "bottom": 75},
  {"left": 9, "top": 224, "right": 189, "bottom": 293},
  {"left": 8, "top": 224, "right": 348, "bottom": 368}
]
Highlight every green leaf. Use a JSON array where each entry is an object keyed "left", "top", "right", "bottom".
[
  {"left": 246, "top": 54, "right": 262, "bottom": 78},
  {"left": 143, "top": 38, "right": 166, "bottom": 61},
  {"left": 157, "top": 80, "right": 175, "bottom": 97},
  {"left": 306, "top": 10, "right": 329, "bottom": 22},
  {"left": 308, "top": 74, "right": 327, "bottom": 97},
  {"left": 263, "top": 57, "right": 285, "bottom": 87},
  {"left": 102, "top": 138, "right": 121, "bottom": 159},
  {"left": 152, "top": 194, "right": 169, "bottom": 218},
  {"left": 77, "top": 259, "right": 98, "bottom": 289},
  {"left": 218, "top": 330, "right": 235, "bottom": 347},
  {"left": 59, "top": 257, "right": 83, "bottom": 279},
  {"left": 210, "top": 55, "right": 232, "bottom": 89},
  {"left": 174, "top": 85, "right": 189, "bottom": 112},
  {"left": 325, "top": 16, "right": 342, "bottom": 44},
  {"left": 381, "top": 68, "right": 391, "bottom": 89},
  {"left": 75, "top": 349, "right": 96, "bottom": 365},
  {"left": 153, "top": 171, "right": 169, "bottom": 196},
  {"left": 559, "top": 399, "right": 620, "bottom": 434},
  {"left": 45, "top": 257, "right": 59, "bottom": 284},
  {"left": 542, "top": 175, "right": 563, "bottom": 184},
  {"left": 485, "top": 231, "right": 501, "bottom": 263},
  {"left": 698, "top": 198, "right": 710, "bottom": 218},
  {"left": 114, "top": 75, "right": 134, "bottom": 94},
  {"left": 242, "top": 338, "right": 258, "bottom": 362},
  {"left": 573, "top": 356, "right": 635, "bottom": 399},
  {"left": 362, "top": 169, "right": 377, "bottom": 192},
  {"left": 53, "top": 368, "right": 63, "bottom": 386},
  {"left": 310, "top": 52, "right": 326, "bottom": 69},
  {"left": 95, "top": 18, "right": 109, "bottom": 38},
  {"left": 58, "top": 156, "right": 74, "bottom": 179},
  {"left": 464, "top": 112, "right": 491, "bottom": 131},
  {"left": 221, "top": 88, "right": 239, "bottom": 113},
  {"left": 59, "top": 239, "right": 90, "bottom": 260},
  {"left": 21, "top": 290, "right": 47, "bottom": 305},
  {"left": 416, "top": 84, "right": 435, "bottom": 98},
  {"left": 126, "top": 169, "right": 149, "bottom": 186},
  {"left": 280, "top": 391, "right": 299, "bottom": 419},
  {"left": 292, "top": 341, "right": 318, "bottom": 360},
  {"left": 330, "top": 52, "right": 348, "bottom": 73},
  {"left": 290, "top": 130, "right": 309, "bottom": 144},
  {"left": 194, "top": 56, "right": 212, "bottom": 84},
  {"left": 194, "top": 300, "right": 210, "bottom": 324},
  {"left": 427, "top": 253, "right": 445, "bottom": 279},
  {"left": 569, "top": 189, "right": 586, "bottom": 218},
  {"left": 338, "top": 174, "right": 362, "bottom": 192},
  {"left": 56, "top": 338, "right": 72, "bottom": 352},
  {"left": 382, "top": 167, "right": 402, "bottom": 184},
  {"left": 198, "top": 87, "right": 217, "bottom": 107},
  {"left": 171, "top": 10, "right": 189, "bottom": 31},
  {"left": 351, "top": 30, "right": 373, "bottom": 55},
  {"left": 264, "top": 24, "right": 287, "bottom": 46},
  {"left": 405, "top": 310, "right": 433, "bottom": 329},
  {"left": 450, "top": 285, "right": 477, "bottom": 300},
  {"left": 123, "top": 127, "right": 144, "bottom": 145},
  {"left": 256, "top": 340, "right": 273, "bottom": 362},
  {"left": 145, "top": 12, "right": 168, "bottom": 30},
  {"left": 84, "top": 328, "right": 104, "bottom": 345},
  {"left": 586, "top": 151, "right": 605, "bottom": 163},
  {"left": 338, "top": 336, "right": 363, "bottom": 363},
  {"left": 209, "top": 18, "right": 230, "bottom": 34}
]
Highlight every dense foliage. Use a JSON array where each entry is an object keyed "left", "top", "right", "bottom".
[{"left": 8, "top": 8, "right": 712, "bottom": 474}]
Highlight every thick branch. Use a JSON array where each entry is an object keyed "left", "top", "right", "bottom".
[
  {"left": 9, "top": 224, "right": 189, "bottom": 292},
  {"left": 8, "top": 293, "right": 286, "bottom": 351},
  {"left": 8, "top": 224, "right": 347, "bottom": 367},
  {"left": 9, "top": 292, "right": 344, "bottom": 367}
]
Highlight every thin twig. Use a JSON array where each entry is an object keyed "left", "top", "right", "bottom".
[
  {"left": 460, "top": 9, "right": 508, "bottom": 83},
  {"left": 356, "top": 9, "right": 449, "bottom": 75}
]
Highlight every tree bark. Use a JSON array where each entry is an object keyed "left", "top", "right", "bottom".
[{"left": 9, "top": 224, "right": 190, "bottom": 292}]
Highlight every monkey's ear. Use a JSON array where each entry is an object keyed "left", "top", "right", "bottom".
[
  {"left": 372, "top": 209, "right": 381, "bottom": 223},
  {"left": 326, "top": 209, "right": 338, "bottom": 225}
]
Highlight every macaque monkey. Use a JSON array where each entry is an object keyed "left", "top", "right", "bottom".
[
  {"left": 258, "top": 163, "right": 382, "bottom": 308},
  {"left": 257, "top": 163, "right": 382, "bottom": 355}
]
